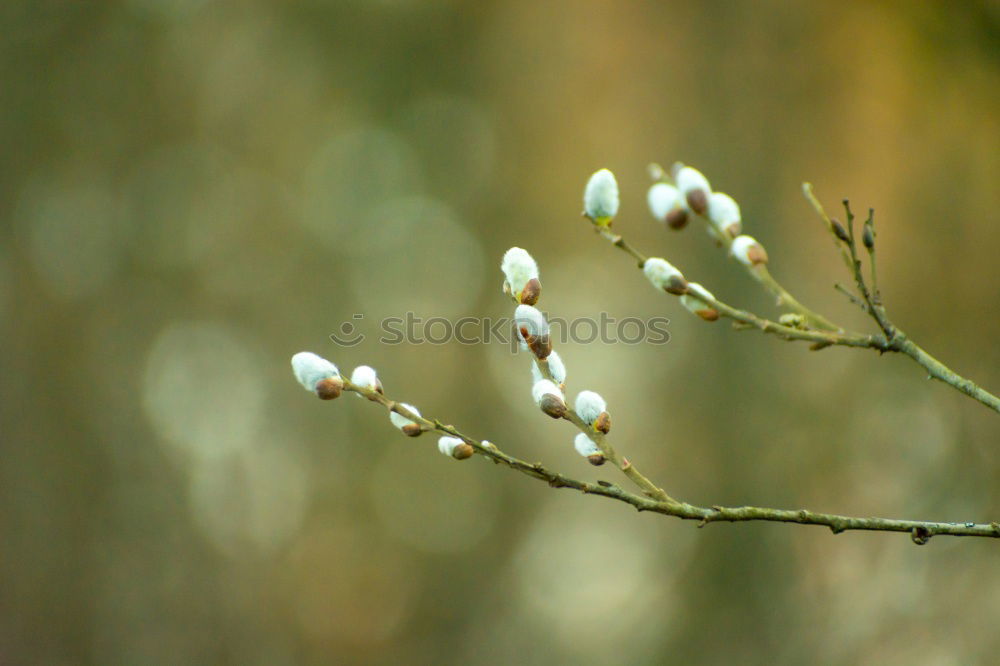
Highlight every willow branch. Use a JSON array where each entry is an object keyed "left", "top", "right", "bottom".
[
  {"left": 338, "top": 378, "right": 1000, "bottom": 544},
  {"left": 594, "top": 204, "right": 1000, "bottom": 414}
]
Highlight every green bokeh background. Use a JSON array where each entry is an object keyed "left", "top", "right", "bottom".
[{"left": 2, "top": 1, "right": 998, "bottom": 664}]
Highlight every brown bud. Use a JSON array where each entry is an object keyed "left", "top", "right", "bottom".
[
  {"left": 315, "top": 377, "right": 343, "bottom": 400},
  {"left": 831, "top": 219, "right": 850, "bottom": 243},
  {"left": 862, "top": 222, "right": 875, "bottom": 250},
  {"left": 519, "top": 278, "right": 541, "bottom": 306},
  {"left": 745, "top": 243, "right": 768, "bottom": 266},
  {"left": 593, "top": 411, "right": 611, "bottom": 435},
  {"left": 666, "top": 207, "right": 689, "bottom": 230},
  {"left": 401, "top": 423, "right": 423, "bottom": 437},
  {"left": 587, "top": 454, "right": 607, "bottom": 467},
  {"left": 664, "top": 274, "right": 689, "bottom": 295},
  {"left": 452, "top": 443, "right": 474, "bottom": 460},
  {"left": 539, "top": 395, "right": 567, "bottom": 419},
  {"left": 723, "top": 221, "right": 742, "bottom": 239},
  {"left": 696, "top": 307, "right": 719, "bottom": 322},
  {"left": 523, "top": 332, "right": 552, "bottom": 360},
  {"left": 686, "top": 189, "right": 708, "bottom": 215}
]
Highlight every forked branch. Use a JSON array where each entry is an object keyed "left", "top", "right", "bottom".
[{"left": 593, "top": 183, "right": 1000, "bottom": 413}]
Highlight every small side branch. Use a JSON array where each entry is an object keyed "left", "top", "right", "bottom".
[
  {"left": 593, "top": 223, "right": 890, "bottom": 351},
  {"left": 536, "top": 356, "right": 673, "bottom": 503}
]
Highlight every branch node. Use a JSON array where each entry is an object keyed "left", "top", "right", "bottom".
[{"left": 911, "top": 526, "right": 932, "bottom": 546}]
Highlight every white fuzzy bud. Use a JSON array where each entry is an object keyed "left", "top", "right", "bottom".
[
  {"left": 643, "top": 257, "right": 688, "bottom": 295},
  {"left": 515, "top": 305, "right": 551, "bottom": 358},
  {"left": 707, "top": 192, "right": 742, "bottom": 238},
  {"left": 647, "top": 182, "right": 687, "bottom": 228},
  {"left": 574, "top": 390, "right": 607, "bottom": 425},
  {"left": 533, "top": 380, "right": 562, "bottom": 407},
  {"left": 647, "top": 182, "right": 681, "bottom": 220},
  {"left": 680, "top": 282, "right": 719, "bottom": 321},
  {"left": 350, "top": 365, "right": 381, "bottom": 393},
  {"left": 389, "top": 403, "right": 421, "bottom": 430},
  {"left": 574, "top": 432, "right": 601, "bottom": 458},
  {"left": 501, "top": 247, "right": 541, "bottom": 304},
  {"left": 675, "top": 166, "right": 711, "bottom": 215},
  {"left": 583, "top": 169, "right": 619, "bottom": 221},
  {"left": 731, "top": 234, "right": 768, "bottom": 266},
  {"left": 514, "top": 304, "right": 548, "bottom": 337},
  {"left": 531, "top": 349, "right": 566, "bottom": 386},
  {"left": 291, "top": 352, "right": 340, "bottom": 393},
  {"left": 438, "top": 436, "right": 473, "bottom": 460},
  {"left": 532, "top": 379, "right": 567, "bottom": 418},
  {"left": 532, "top": 379, "right": 563, "bottom": 404}
]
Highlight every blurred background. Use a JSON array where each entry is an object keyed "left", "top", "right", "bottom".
[{"left": 2, "top": 1, "right": 999, "bottom": 664}]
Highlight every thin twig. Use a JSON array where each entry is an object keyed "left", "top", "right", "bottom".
[
  {"left": 750, "top": 265, "right": 841, "bottom": 331},
  {"left": 338, "top": 379, "right": 1000, "bottom": 543},
  {"left": 833, "top": 282, "right": 868, "bottom": 311},
  {"left": 803, "top": 182, "right": 854, "bottom": 272},
  {"left": 594, "top": 223, "right": 890, "bottom": 350},
  {"left": 840, "top": 199, "right": 894, "bottom": 338}
]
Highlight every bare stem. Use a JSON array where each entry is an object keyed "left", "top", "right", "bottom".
[
  {"left": 751, "top": 265, "right": 841, "bottom": 331},
  {"left": 893, "top": 334, "right": 1000, "bottom": 412},
  {"left": 338, "top": 379, "right": 1000, "bottom": 544}
]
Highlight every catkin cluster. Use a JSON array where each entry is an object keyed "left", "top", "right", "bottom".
[
  {"left": 501, "top": 247, "right": 614, "bottom": 466},
  {"left": 583, "top": 164, "right": 773, "bottom": 323}
]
